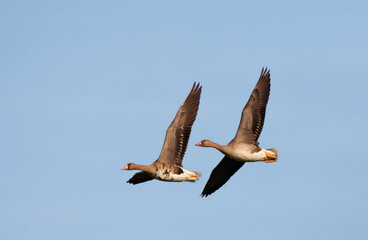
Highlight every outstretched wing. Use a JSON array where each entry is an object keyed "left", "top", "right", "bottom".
[
  {"left": 201, "top": 156, "right": 245, "bottom": 197},
  {"left": 157, "top": 83, "right": 202, "bottom": 167},
  {"left": 232, "top": 68, "right": 271, "bottom": 145},
  {"left": 127, "top": 172, "right": 154, "bottom": 185}
]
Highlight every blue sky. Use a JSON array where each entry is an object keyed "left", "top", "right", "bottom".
[{"left": 1, "top": 0, "right": 367, "bottom": 239}]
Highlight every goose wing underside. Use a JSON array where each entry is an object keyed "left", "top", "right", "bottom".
[
  {"left": 127, "top": 171, "right": 154, "bottom": 185},
  {"left": 201, "top": 156, "right": 245, "bottom": 197},
  {"left": 157, "top": 83, "right": 202, "bottom": 167}
]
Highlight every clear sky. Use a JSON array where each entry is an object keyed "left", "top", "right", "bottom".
[{"left": 1, "top": 0, "right": 368, "bottom": 239}]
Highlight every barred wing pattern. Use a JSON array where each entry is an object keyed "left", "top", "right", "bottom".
[
  {"left": 157, "top": 83, "right": 202, "bottom": 167},
  {"left": 232, "top": 68, "right": 270, "bottom": 144}
]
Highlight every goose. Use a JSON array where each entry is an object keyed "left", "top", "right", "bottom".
[
  {"left": 122, "top": 83, "right": 202, "bottom": 184},
  {"left": 196, "top": 68, "right": 277, "bottom": 197}
]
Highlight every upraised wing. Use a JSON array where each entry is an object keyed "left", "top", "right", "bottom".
[
  {"left": 157, "top": 83, "right": 202, "bottom": 167},
  {"left": 232, "top": 68, "right": 271, "bottom": 145}
]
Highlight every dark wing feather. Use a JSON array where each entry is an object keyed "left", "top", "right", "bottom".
[
  {"left": 201, "top": 156, "right": 245, "bottom": 197},
  {"left": 127, "top": 171, "right": 154, "bottom": 185},
  {"left": 157, "top": 83, "right": 202, "bottom": 167},
  {"left": 232, "top": 67, "right": 271, "bottom": 144}
]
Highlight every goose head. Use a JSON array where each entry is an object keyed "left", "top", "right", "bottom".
[
  {"left": 121, "top": 163, "right": 134, "bottom": 170},
  {"left": 195, "top": 139, "right": 212, "bottom": 147}
]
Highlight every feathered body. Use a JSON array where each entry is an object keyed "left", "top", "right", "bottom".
[
  {"left": 196, "top": 68, "right": 278, "bottom": 197},
  {"left": 122, "top": 83, "right": 202, "bottom": 184}
]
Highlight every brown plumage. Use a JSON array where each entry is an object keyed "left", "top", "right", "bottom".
[
  {"left": 122, "top": 83, "right": 202, "bottom": 184},
  {"left": 233, "top": 67, "right": 271, "bottom": 145},
  {"left": 196, "top": 68, "right": 277, "bottom": 197}
]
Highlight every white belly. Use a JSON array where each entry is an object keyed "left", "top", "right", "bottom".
[
  {"left": 227, "top": 148, "right": 267, "bottom": 162},
  {"left": 154, "top": 168, "right": 200, "bottom": 182}
]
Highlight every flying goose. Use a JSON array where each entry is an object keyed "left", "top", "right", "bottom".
[
  {"left": 122, "top": 83, "right": 202, "bottom": 184},
  {"left": 196, "top": 68, "right": 277, "bottom": 197}
]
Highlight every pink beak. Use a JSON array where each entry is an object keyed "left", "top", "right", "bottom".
[
  {"left": 121, "top": 165, "right": 128, "bottom": 170},
  {"left": 195, "top": 142, "right": 202, "bottom": 146}
]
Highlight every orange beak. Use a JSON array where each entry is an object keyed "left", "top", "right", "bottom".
[
  {"left": 121, "top": 165, "right": 128, "bottom": 170},
  {"left": 195, "top": 142, "right": 203, "bottom": 146}
]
